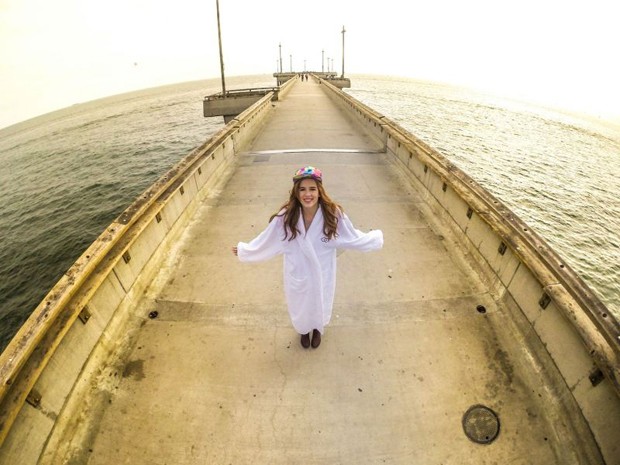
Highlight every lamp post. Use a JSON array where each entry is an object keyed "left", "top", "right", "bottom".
[
  {"left": 216, "top": 0, "right": 226, "bottom": 95},
  {"left": 279, "top": 43, "right": 282, "bottom": 74},
  {"left": 341, "top": 25, "right": 346, "bottom": 78}
]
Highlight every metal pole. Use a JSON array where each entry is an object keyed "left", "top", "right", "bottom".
[
  {"left": 279, "top": 43, "right": 282, "bottom": 73},
  {"left": 216, "top": 0, "right": 226, "bottom": 95},
  {"left": 322, "top": 49, "right": 324, "bottom": 73},
  {"left": 341, "top": 25, "right": 346, "bottom": 78},
  {"left": 290, "top": 54, "right": 292, "bottom": 72}
]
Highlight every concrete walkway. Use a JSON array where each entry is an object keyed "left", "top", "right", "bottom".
[{"left": 86, "top": 80, "right": 564, "bottom": 464}]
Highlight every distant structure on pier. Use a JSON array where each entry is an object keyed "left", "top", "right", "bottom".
[{"left": 273, "top": 72, "right": 351, "bottom": 88}]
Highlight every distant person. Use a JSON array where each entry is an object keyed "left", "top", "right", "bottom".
[{"left": 232, "top": 166, "right": 383, "bottom": 349}]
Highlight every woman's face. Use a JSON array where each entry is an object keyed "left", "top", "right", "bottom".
[{"left": 297, "top": 178, "right": 320, "bottom": 210}]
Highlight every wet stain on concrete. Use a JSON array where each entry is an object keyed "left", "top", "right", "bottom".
[
  {"left": 494, "top": 348, "right": 514, "bottom": 386},
  {"left": 122, "top": 359, "right": 146, "bottom": 381}
]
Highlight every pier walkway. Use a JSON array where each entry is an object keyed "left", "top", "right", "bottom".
[{"left": 86, "top": 79, "right": 567, "bottom": 463}]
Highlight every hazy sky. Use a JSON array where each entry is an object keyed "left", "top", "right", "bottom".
[{"left": 1, "top": 0, "right": 618, "bottom": 129}]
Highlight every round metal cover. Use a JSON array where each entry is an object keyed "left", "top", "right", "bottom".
[{"left": 462, "top": 405, "right": 500, "bottom": 444}]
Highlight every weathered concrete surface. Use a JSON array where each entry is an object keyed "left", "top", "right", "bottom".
[{"left": 85, "top": 80, "right": 582, "bottom": 464}]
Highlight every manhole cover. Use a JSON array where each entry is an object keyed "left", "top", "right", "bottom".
[{"left": 462, "top": 405, "right": 500, "bottom": 444}]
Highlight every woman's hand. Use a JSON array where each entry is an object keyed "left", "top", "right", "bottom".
[{"left": 232, "top": 246, "right": 238, "bottom": 256}]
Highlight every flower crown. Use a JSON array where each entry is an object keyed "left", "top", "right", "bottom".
[{"left": 293, "top": 166, "right": 322, "bottom": 182}]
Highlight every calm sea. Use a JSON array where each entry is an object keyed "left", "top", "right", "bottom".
[{"left": 0, "top": 74, "right": 618, "bottom": 351}]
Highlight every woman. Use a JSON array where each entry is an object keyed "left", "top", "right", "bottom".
[{"left": 232, "top": 166, "right": 383, "bottom": 349}]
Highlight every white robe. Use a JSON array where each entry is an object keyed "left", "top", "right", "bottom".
[{"left": 237, "top": 207, "right": 383, "bottom": 335}]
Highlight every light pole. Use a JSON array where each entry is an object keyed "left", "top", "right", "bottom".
[
  {"left": 341, "top": 25, "right": 346, "bottom": 78},
  {"left": 279, "top": 43, "right": 282, "bottom": 74},
  {"left": 216, "top": 0, "right": 226, "bottom": 95}
]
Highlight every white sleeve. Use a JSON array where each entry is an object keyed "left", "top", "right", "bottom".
[
  {"left": 237, "top": 216, "right": 286, "bottom": 262},
  {"left": 333, "top": 213, "right": 383, "bottom": 252}
]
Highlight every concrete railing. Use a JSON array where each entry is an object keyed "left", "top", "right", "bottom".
[
  {"left": 319, "top": 77, "right": 620, "bottom": 463},
  {"left": 276, "top": 73, "right": 298, "bottom": 99},
  {"left": 0, "top": 84, "right": 284, "bottom": 464}
]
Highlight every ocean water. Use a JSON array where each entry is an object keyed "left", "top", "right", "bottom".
[
  {"left": 347, "top": 75, "right": 620, "bottom": 321},
  {"left": 0, "top": 74, "right": 618, "bottom": 351}
]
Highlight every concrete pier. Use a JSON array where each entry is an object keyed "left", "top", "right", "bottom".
[{"left": 79, "top": 79, "right": 603, "bottom": 463}]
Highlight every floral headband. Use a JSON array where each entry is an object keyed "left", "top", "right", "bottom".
[{"left": 293, "top": 166, "right": 322, "bottom": 182}]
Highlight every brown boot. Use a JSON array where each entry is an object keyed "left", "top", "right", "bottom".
[
  {"left": 300, "top": 333, "right": 310, "bottom": 349},
  {"left": 311, "top": 329, "right": 321, "bottom": 348}
]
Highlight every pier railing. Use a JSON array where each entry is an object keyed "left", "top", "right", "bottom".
[{"left": 203, "top": 86, "right": 280, "bottom": 101}]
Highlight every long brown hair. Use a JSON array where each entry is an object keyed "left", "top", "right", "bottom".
[{"left": 270, "top": 178, "right": 343, "bottom": 241}]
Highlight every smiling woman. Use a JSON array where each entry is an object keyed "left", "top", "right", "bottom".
[{"left": 233, "top": 165, "right": 383, "bottom": 349}]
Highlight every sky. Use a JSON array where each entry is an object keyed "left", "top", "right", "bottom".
[{"left": 1, "top": 0, "right": 619, "bottom": 129}]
